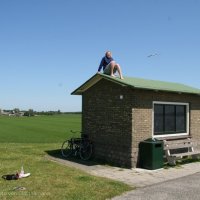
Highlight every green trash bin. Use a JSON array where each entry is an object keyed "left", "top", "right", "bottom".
[{"left": 139, "top": 138, "right": 163, "bottom": 170}]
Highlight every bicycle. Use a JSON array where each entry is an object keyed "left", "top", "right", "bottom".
[{"left": 61, "top": 131, "right": 93, "bottom": 160}]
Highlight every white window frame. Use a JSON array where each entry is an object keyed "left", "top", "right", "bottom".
[{"left": 152, "top": 101, "right": 189, "bottom": 138}]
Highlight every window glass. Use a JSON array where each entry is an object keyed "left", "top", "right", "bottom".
[
  {"left": 154, "top": 104, "right": 164, "bottom": 134},
  {"left": 165, "top": 105, "right": 175, "bottom": 133},
  {"left": 154, "top": 103, "right": 188, "bottom": 135},
  {"left": 176, "top": 105, "right": 186, "bottom": 132}
]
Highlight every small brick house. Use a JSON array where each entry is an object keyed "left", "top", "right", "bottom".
[{"left": 72, "top": 73, "right": 200, "bottom": 168}]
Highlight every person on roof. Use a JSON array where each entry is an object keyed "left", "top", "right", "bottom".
[{"left": 98, "top": 51, "right": 124, "bottom": 79}]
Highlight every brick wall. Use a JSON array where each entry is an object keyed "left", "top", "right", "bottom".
[
  {"left": 82, "top": 79, "right": 133, "bottom": 167},
  {"left": 131, "top": 89, "right": 200, "bottom": 166},
  {"left": 82, "top": 79, "right": 200, "bottom": 168}
]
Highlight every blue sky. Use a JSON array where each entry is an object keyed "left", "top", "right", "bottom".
[{"left": 0, "top": 0, "right": 200, "bottom": 111}]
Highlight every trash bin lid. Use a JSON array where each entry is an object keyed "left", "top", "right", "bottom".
[{"left": 142, "top": 138, "right": 163, "bottom": 143}]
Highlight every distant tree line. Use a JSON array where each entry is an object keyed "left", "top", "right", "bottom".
[{"left": 0, "top": 108, "right": 81, "bottom": 117}]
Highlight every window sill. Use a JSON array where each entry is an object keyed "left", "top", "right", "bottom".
[{"left": 155, "top": 135, "right": 191, "bottom": 141}]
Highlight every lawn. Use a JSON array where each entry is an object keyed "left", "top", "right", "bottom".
[
  {"left": 0, "top": 114, "right": 81, "bottom": 143},
  {"left": 0, "top": 115, "right": 132, "bottom": 200}
]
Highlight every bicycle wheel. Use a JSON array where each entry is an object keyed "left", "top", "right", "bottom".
[
  {"left": 61, "top": 140, "right": 73, "bottom": 158},
  {"left": 80, "top": 142, "right": 93, "bottom": 160}
]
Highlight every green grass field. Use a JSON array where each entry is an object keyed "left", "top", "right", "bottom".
[
  {"left": 0, "top": 115, "right": 132, "bottom": 200},
  {"left": 0, "top": 114, "right": 81, "bottom": 143}
]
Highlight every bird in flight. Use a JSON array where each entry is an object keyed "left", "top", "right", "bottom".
[{"left": 147, "top": 53, "right": 159, "bottom": 58}]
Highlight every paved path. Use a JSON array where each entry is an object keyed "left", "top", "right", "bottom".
[
  {"left": 47, "top": 155, "right": 200, "bottom": 188},
  {"left": 112, "top": 172, "right": 200, "bottom": 200}
]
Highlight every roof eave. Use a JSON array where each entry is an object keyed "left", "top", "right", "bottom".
[
  {"left": 71, "top": 73, "right": 102, "bottom": 95},
  {"left": 71, "top": 73, "right": 128, "bottom": 95},
  {"left": 133, "top": 86, "right": 200, "bottom": 95}
]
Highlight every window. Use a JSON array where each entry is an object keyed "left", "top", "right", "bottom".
[{"left": 153, "top": 102, "right": 188, "bottom": 136}]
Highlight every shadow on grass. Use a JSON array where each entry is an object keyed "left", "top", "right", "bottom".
[{"left": 45, "top": 149, "right": 103, "bottom": 167}]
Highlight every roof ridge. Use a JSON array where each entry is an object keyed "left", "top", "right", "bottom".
[
  {"left": 100, "top": 73, "right": 200, "bottom": 90},
  {"left": 101, "top": 73, "right": 191, "bottom": 86}
]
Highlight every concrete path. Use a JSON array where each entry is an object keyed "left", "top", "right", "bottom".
[
  {"left": 90, "top": 163, "right": 200, "bottom": 188},
  {"left": 46, "top": 155, "right": 200, "bottom": 188},
  {"left": 112, "top": 172, "right": 200, "bottom": 200}
]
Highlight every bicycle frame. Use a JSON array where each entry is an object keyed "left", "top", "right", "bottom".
[{"left": 61, "top": 132, "right": 93, "bottom": 160}]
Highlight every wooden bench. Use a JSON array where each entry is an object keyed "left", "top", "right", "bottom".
[{"left": 163, "top": 138, "right": 200, "bottom": 166}]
